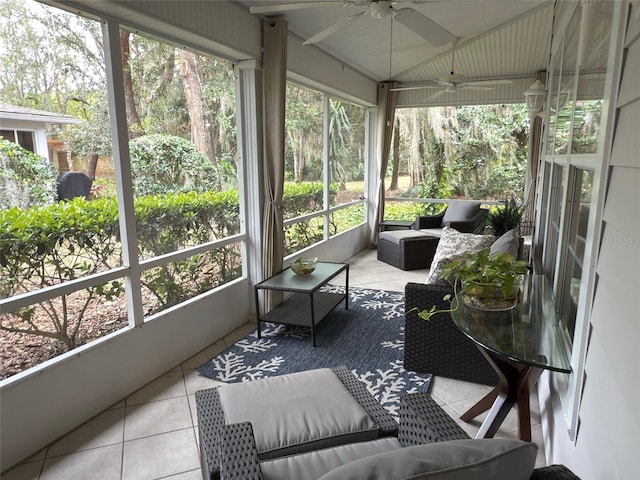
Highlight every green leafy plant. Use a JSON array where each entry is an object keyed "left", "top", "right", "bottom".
[
  {"left": 414, "top": 248, "right": 529, "bottom": 320},
  {"left": 486, "top": 199, "right": 525, "bottom": 237}
]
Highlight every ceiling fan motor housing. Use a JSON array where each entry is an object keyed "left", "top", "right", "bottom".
[{"left": 371, "top": 0, "right": 392, "bottom": 19}]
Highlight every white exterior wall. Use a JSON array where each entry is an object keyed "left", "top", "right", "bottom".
[
  {"left": 539, "top": 4, "right": 640, "bottom": 479},
  {"left": 0, "top": 118, "right": 48, "bottom": 159}
]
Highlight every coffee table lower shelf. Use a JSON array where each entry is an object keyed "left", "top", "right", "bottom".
[{"left": 257, "top": 291, "right": 347, "bottom": 346}]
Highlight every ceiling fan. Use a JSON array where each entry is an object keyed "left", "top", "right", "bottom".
[
  {"left": 391, "top": 42, "right": 513, "bottom": 99},
  {"left": 249, "top": 0, "right": 458, "bottom": 47}
]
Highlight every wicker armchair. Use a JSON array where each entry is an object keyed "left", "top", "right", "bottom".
[
  {"left": 403, "top": 282, "right": 498, "bottom": 386},
  {"left": 213, "top": 393, "right": 581, "bottom": 480}
]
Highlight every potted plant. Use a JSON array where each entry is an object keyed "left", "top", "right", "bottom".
[
  {"left": 486, "top": 199, "right": 525, "bottom": 237},
  {"left": 441, "top": 249, "right": 529, "bottom": 311},
  {"left": 413, "top": 248, "right": 529, "bottom": 320}
]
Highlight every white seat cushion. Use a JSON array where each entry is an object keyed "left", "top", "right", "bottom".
[
  {"left": 217, "top": 368, "right": 379, "bottom": 458},
  {"left": 261, "top": 437, "right": 402, "bottom": 480},
  {"left": 317, "top": 439, "right": 537, "bottom": 480}
]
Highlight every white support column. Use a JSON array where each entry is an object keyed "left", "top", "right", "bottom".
[
  {"left": 322, "top": 94, "right": 331, "bottom": 240},
  {"left": 102, "top": 21, "right": 144, "bottom": 326},
  {"left": 235, "top": 58, "right": 264, "bottom": 309}
]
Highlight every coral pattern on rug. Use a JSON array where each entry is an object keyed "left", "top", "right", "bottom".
[{"left": 197, "top": 286, "right": 432, "bottom": 418}]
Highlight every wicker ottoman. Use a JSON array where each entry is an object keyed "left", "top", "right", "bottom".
[
  {"left": 195, "top": 366, "right": 397, "bottom": 480},
  {"left": 377, "top": 230, "right": 440, "bottom": 271}
]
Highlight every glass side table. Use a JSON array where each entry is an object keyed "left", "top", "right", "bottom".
[
  {"left": 254, "top": 262, "right": 349, "bottom": 347},
  {"left": 450, "top": 274, "right": 571, "bottom": 441}
]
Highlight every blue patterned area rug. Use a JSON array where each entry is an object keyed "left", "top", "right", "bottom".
[{"left": 196, "top": 286, "right": 432, "bottom": 417}]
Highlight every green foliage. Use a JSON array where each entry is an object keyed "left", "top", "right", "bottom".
[
  {"left": 441, "top": 249, "right": 529, "bottom": 300},
  {"left": 0, "top": 139, "right": 58, "bottom": 209},
  {"left": 0, "top": 190, "right": 240, "bottom": 351},
  {"left": 486, "top": 199, "right": 525, "bottom": 237},
  {"left": 384, "top": 201, "right": 444, "bottom": 222},
  {"left": 129, "top": 134, "right": 220, "bottom": 195}
]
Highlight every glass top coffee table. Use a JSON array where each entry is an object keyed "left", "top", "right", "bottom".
[
  {"left": 254, "top": 262, "right": 349, "bottom": 347},
  {"left": 451, "top": 274, "right": 571, "bottom": 441}
]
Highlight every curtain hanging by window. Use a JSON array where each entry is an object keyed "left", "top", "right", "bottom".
[
  {"left": 261, "top": 17, "right": 288, "bottom": 311},
  {"left": 369, "top": 82, "right": 398, "bottom": 245}
]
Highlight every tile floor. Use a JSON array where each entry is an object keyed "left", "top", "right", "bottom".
[{"left": 4, "top": 248, "right": 546, "bottom": 480}]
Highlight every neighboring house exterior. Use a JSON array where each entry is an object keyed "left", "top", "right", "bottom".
[
  {"left": 0, "top": 103, "right": 80, "bottom": 169},
  {"left": 0, "top": 2, "right": 638, "bottom": 479}
]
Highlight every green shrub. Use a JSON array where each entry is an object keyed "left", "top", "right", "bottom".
[
  {"left": 0, "top": 139, "right": 57, "bottom": 209},
  {"left": 129, "top": 134, "right": 220, "bottom": 195}
]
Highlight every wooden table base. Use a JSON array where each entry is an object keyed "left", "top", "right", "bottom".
[{"left": 460, "top": 347, "right": 543, "bottom": 442}]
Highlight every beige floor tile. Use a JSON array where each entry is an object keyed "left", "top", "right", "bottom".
[
  {"left": 429, "top": 376, "right": 492, "bottom": 405},
  {"left": 126, "top": 370, "right": 187, "bottom": 406},
  {"left": 124, "top": 396, "right": 193, "bottom": 441},
  {"left": 181, "top": 340, "right": 227, "bottom": 370},
  {"left": 47, "top": 408, "right": 125, "bottom": 457},
  {"left": 162, "top": 469, "right": 203, "bottom": 479},
  {"left": 39, "top": 444, "right": 122, "bottom": 480},
  {"left": 223, "top": 322, "right": 255, "bottom": 346},
  {"left": 1, "top": 460, "right": 43, "bottom": 480},
  {"left": 122, "top": 428, "right": 199, "bottom": 480},
  {"left": 183, "top": 368, "right": 226, "bottom": 395}
]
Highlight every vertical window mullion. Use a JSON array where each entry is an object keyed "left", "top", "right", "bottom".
[
  {"left": 322, "top": 94, "right": 330, "bottom": 240},
  {"left": 102, "top": 21, "right": 144, "bottom": 326}
]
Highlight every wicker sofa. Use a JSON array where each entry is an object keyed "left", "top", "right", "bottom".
[
  {"left": 377, "top": 201, "right": 488, "bottom": 271},
  {"left": 403, "top": 282, "right": 498, "bottom": 385},
  {"left": 210, "top": 392, "right": 580, "bottom": 480}
]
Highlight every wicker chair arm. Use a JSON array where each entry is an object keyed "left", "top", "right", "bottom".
[
  {"left": 414, "top": 211, "right": 445, "bottom": 229},
  {"left": 398, "top": 393, "right": 470, "bottom": 447},
  {"left": 218, "top": 422, "right": 263, "bottom": 480},
  {"left": 530, "top": 465, "right": 582, "bottom": 479},
  {"left": 332, "top": 365, "right": 398, "bottom": 436}
]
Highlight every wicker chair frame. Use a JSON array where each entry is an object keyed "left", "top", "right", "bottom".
[
  {"left": 195, "top": 365, "right": 398, "bottom": 480},
  {"left": 212, "top": 392, "right": 581, "bottom": 480},
  {"left": 404, "top": 282, "right": 498, "bottom": 386}
]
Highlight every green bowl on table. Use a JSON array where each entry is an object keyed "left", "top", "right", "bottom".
[{"left": 291, "top": 257, "right": 318, "bottom": 275}]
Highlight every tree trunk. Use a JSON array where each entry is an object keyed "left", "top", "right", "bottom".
[
  {"left": 389, "top": 117, "right": 400, "bottom": 191},
  {"left": 119, "top": 31, "right": 143, "bottom": 138},
  {"left": 178, "top": 50, "right": 217, "bottom": 167},
  {"left": 408, "top": 112, "right": 424, "bottom": 186},
  {"left": 85, "top": 152, "right": 99, "bottom": 180}
]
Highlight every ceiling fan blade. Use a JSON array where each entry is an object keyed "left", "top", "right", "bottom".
[
  {"left": 426, "top": 90, "right": 447, "bottom": 101},
  {"left": 465, "top": 79, "right": 514, "bottom": 87},
  {"left": 460, "top": 86, "right": 494, "bottom": 91},
  {"left": 302, "top": 11, "right": 367, "bottom": 45},
  {"left": 249, "top": 2, "right": 346, "bottom": 15},
  {"left": 394, "top": 8, "right": 457, "bottom": 47},
  {"left": 390, "top": 84, "right": 439, "bottom": 92}
]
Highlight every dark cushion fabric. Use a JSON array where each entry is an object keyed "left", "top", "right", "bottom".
[
  {"left": 217, "top": 368, "right": 378, "bottom": 459},
  {"left": 317, "top": 439, "right": 538, "bottom": 480},
  {"left": 489, "top": 228, "right": 520, "bottom": 258},
  {"left": 441, "top": 201, "right": 481, "bottom": 227}
]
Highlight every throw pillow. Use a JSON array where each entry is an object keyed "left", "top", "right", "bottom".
[
  {"left": 489, "top": 229, "right": 520, "bottom": 259},
  {"left": 426, "top": 227, "right": 495, "bottom": 285},
  {"left": 317, "top": 438, "right": 538, "bottom": 480},
  {"left": 441, "top": 200, "right": 481, "bottom": 226}
]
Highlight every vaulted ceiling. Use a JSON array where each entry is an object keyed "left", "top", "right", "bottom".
[{"left": 239, "top": 0, "right": 555, "bottom": 106}]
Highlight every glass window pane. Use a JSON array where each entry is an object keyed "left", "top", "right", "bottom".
[
  {"left": 558, "top": 169, "right": 593, "bottom": 346},
  {"left": 571, "top": 2, "right": 613, "bottom": 154},
  {"left": 553, "top": 7, "right": 581, "bottom": 155},
  {"left": 124, "top": 30, "right": 240, "bottom": 261},
  {"left": 141, "top": 243, "right": 242, "bottom": 318},
  {"left": 284, "top": 216, "right": 324, "bottom": 256},
  {"left": 0, "top": 278, "right": 128, "bottom": 380},
  {"left": 284, "top": 84, "right": 324, "bottom": 220},
  {"left": 543, "top": 164, "right": 565, "bottom": 280},
  {"left": 330, "top": 204, "right": 365, "bottom": 236},
  {"left": 329, "top": 98, "right": 365, "bottom": 207}
]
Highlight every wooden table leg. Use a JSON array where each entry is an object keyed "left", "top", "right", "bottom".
[{"left": 460, "top": 347, "right": 542, "bottom": 442}]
